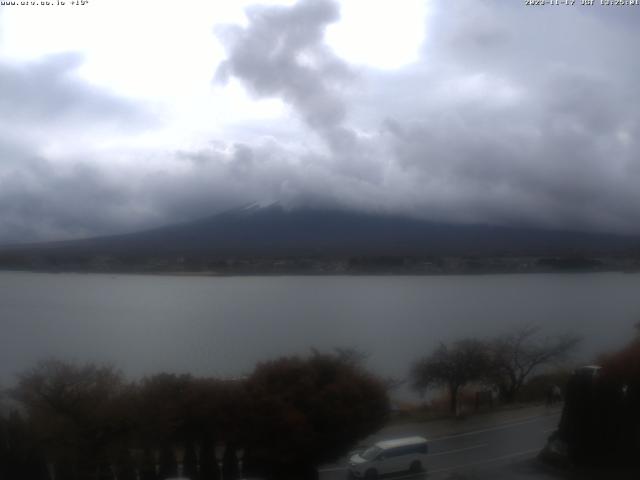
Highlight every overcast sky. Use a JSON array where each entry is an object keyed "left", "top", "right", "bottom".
[{"left": 0, "top": 0, "right": 639, "bottom": 243}]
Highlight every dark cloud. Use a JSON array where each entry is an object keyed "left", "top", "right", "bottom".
[
  {"left": 215, "top": 0, "right": 366, "bottom": 161},
  {"left": 0, "top": 136, "right": 128, "bottom": 243},
  {"left": 0, "top": 52, "right": 154, "bottom": 243},
  {"left": 2, "top": 0, "right": 640, "bottom": 243},
  {"left": 216, "top": 0, "right": 348, "bottom": 128},
  {"left": 209, "top": 0, "right": 640, "bottom": 234},
  {"left": 357, "top": 0, "right": 640, "bottom": 233}
]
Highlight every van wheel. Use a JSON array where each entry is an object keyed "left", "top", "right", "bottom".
[
  {"left": 364, "top": 468, "right": 378, "bottom": 479},
  {"left": 410, "top": 460, "right": 422, "bottom": 473}
]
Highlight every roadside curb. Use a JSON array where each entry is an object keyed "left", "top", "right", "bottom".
[{"left": 375, "top": 405, "right": 562, "bottom": 442}]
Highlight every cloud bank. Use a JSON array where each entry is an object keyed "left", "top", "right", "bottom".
[{"left": 1, "top": 0, "right": 639, "bottom": 243}]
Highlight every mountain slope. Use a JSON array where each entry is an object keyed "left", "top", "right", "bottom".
[{"left": 2, "top": 203, "right": 639, "bottom": 259}]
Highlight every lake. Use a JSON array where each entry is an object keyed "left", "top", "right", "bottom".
[{"left": 1, "top": 271, "right": 638, "bottom": 398}]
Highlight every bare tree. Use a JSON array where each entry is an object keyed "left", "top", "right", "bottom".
[
  {"left": 10, "top": 358, "right": 129, "bottom": 473},
  {"left": 411, "top": 340, "right": 492, "bottom": 414},
  {"left": 488, "top": 324, "right": 580, "bottom": 403}
]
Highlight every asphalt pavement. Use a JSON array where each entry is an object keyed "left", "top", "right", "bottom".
[{"left": 318, "top": 406, "right": 563, "bottom": 480}]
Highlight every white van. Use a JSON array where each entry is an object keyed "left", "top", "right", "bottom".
[{"left": 348, "top": 436, "right": 428, "bottom": 478}]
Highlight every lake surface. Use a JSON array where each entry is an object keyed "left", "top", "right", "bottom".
[{"left": 1, "top": 271, "right": 638, "bottom": 398}]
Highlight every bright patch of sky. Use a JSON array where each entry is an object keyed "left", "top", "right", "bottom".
[{"left": 0, "top": 0, "right": 428, "bottom": 150}]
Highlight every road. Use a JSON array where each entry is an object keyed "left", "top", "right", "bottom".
[{"left": 318, "top": 410, "right": 562, "bottom": 480}]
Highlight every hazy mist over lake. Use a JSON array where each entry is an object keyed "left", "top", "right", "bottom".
[{"left": 2, "top": 271, "right": 638, "bottom": 397}]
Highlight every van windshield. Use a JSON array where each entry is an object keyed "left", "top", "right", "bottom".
[{"left": 361, "top": 446, "right": 382, "bottom": 461}]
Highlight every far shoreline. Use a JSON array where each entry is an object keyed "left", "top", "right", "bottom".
[{"left": 1, "top": 266, "right": 639, "bottom": 278}]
